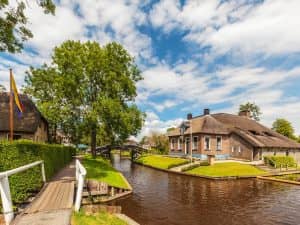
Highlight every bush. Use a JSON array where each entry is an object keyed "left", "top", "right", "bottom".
[
  {"left": 200, "top": 161, "right": 210, "bottom": 166},
  {"left": 0, "top": 140, "right": 75, "bottom": 206},
  {"left": 264, "top": 156, "right": 295, "bottom": 168}
]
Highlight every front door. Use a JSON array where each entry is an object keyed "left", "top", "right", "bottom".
[{"left": 185, "top": 138, "right": 190, "bottom": 154}]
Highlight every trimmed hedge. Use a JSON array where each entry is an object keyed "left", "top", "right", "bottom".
[
  {"left": 264, "top": 156, "right": 295, "bottom": 168},
  {"left": 0, "top": 140, "right": 75, "bottom": 206}
]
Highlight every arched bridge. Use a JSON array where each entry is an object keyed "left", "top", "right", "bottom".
[{"left": 95, "top": 144, "right": 150, "bottom": 159}]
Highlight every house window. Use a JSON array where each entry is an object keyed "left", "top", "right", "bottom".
[
  {"left": 216, "top": 136, "right": 222, "bottom": 151},
  {"left": 193, "top": 136, "right": 198, "bottom": 150},
  {"left": 231, "top": 146, "right": 235, "bottom": 153},
  {"left": 185, "top": 138, "right": 190, "bottom": 152},
  {"left": 204, "top": 136, "right": 210, "bottom": 150},
  {"left": 238, "top": 146, "right": 241, "bottom": 153}
]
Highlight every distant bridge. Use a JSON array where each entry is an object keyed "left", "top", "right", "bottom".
[{"left": 95, "top": 144, "right": 150, "bottom": 159}]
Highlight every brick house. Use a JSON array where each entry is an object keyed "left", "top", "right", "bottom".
[
  {"left": 0, "top": 93, "right": 49, "bottom": 142},
  {"left": 167, "top": 109, "right": 300, "bottom": 162}
]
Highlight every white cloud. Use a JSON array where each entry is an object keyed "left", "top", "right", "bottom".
[{"left": 150, "top": 0, "right": 300, "bottom": 56}]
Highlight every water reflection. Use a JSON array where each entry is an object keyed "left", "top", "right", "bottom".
[{"left": 111, "top": 154, "right": 300, "bottom": 225}]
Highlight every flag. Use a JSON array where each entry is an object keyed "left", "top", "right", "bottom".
[{"left": 10, "top": 72, "right": 24, "bottom": 117}]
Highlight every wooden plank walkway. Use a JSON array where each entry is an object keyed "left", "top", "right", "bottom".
[{"left": 12, "top": 161, "right": 75, "bottom": 225}]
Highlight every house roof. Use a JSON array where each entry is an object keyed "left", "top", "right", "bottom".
[
  {"left": 167, "top": 113, "right": 300, "bottom": 149},
  {"left": 0, "top": 92, "right": 48, "bottom": 133}
]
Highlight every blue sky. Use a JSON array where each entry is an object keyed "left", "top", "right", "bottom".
[{"left": 1, "top": 0, "right": 300, "bottom": 138}]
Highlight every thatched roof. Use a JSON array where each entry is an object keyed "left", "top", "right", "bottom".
[
  {"left": 0, "top": 93, "right": 48, "bottom": 133},
  {"left": 168, "top": 113, "right": 300, "bottom": 149}
]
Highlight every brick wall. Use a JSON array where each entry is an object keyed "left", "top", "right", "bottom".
[{"left": 229, "top": 134, "right": 253, "bottom": 160}]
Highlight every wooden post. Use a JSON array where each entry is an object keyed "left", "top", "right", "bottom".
[
  {"left": 9, "top": 69, "right": 13, "bottom": 142},
  {"left": 0, "top": 175, "right": 14, "bottom": 225}
]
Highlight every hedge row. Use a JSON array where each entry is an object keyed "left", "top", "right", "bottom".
[
  {"left": 264, "top": 156, "right": 296, "bottom": 168},
  {"left": 0, "top": 140, "right": 76, "bottom": 205}
]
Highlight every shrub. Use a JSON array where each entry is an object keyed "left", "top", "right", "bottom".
[
  {"left": 264, "top": 156, "right": 295, "bottom": 168},
  {"left": 0, "top": 140, "right": 75, "bottom": 206},
  {"left": 200, "top": 161, "right": 210, "bottom": 166}
]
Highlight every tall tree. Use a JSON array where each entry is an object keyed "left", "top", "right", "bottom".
[
  {"left": 0, "top": 0, "right": 55, "bottom": 53},
  {"left": 0, "top": 84, "right": 6, "bottom": 92},
  {"left": 239, "top": 102, "right": 262, "bottom": 121},
  {"left": 272, "top": 118, "right": 296, "bottom": 140},
  {"left": 25, "top": 40, "right": 145, "bottom": 156}
]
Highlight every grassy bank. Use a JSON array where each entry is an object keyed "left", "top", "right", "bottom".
[
  {"left": 135, "top": 155, "right": 189, "bottom": 169},
  {"left": 72, "top": 211, "right": 127, "bottom": 225},
  {"left": 186, "top": 162, "right": 267, "bottom": 177},
  {"left": 271, "top": 173, "right": 300, "bottom": 182},
  {"left": 82, "top": 155, "right": 130, "bottom": 189}
]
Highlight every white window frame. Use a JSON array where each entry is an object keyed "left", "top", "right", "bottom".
[
  {"left": 204, "top": 136, "right": 210, "bottom": 151},
  {"left": 238, "top": 146, "right": 241, "bottom": 153},
  {"left": 216, "top": 136, "right": 222, "bottom": 151},
  {"left": 231, "top": 146, "right": 234, "bottom": 153},
  {"left": 192, "top": 136, "right": 198, "bottom": 150}
]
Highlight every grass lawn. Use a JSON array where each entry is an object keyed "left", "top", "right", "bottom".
[
  {"left": 82, "top": 155, "right": 130, "bottom": 189},
  {"left": 136, "top": 155, "right": 189, "bottom": 169},
  {"left": 120, "top": 151, "right": 130, "bottom": 157},
  {"left": 272, "top": 174, "right": 300, "bottom": 182},
  {"left": 186, "top": 162, "right": 267, "bottom": 177},
  {"left": 72, "top": 211, "right": 127, "bottom": 225}
]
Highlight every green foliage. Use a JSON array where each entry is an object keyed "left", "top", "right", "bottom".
[
  {"left": 82, "top": 155, "right": 130, "bottom": 189},
  {"left": 0, "top": 0, "right": 55, "bottom": 53},
  {"left": 186, "top": 162, "right": 266, "bottom": 177},
  {"left": 0, "top": 84, "right": 6, "bottom": 92},
  {"left": 143, "top": 133, "right": 169, "bottom": 154},
  {"left": 239, "top": 102, "right": 262, "bottom": 121},
  {"left": 72, "top": 210, "right": 127, "bottom": 225},
  {"left": 135, "top": 155, "right": 189, "bottom": 169},
  {"left": 25, "top": 41, "right": 145, "bottom": 154},
  {"left": 272, "top": 118, "right": 297, "bottom": 140},
  {"left": 264, "top": 156, "right": 295, "bottom": 168},
  {"left": 200, "top": 161, "right": 210, "bottom": 166},
  {"left": 0, "top": 140, "right": 75, "bottom": 205}
]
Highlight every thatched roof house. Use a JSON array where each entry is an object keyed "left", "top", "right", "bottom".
[
  {"left": 168, "top": 109, "right": 300, "bottom": 162},
  {"left": 0, "top": 93, "right": 49, "bottom": 142}
]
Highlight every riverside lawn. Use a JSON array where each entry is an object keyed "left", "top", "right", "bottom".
[
  {"left": 186, "top": 162, "right": 267, "bottom": 177},
  {"left": 82, "top": 155, "right": 130, "bottom": 189},
  {"left": 135, "top": 155, "right": 189, "bottom": 169},
  {"left": 72, "top": 210, "right": 127, "bottom": 225}
]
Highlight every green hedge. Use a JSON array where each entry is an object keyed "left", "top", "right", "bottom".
[
  {"left": 264, "top": 156, "right": 295, "bottom": 168},
  {"left": 0, "top": 140, "right": 75, "bottom": 205}
]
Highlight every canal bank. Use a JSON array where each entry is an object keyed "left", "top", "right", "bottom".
[{"left": 111, "top": 154, "right": 300, "bottom": 225}]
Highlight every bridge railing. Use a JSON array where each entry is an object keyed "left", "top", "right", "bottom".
[
  {"left": 74, "top": 159, "right": 86, "bottom": 211},
  {"left": 0, "top": 160, "right": 46, "bottom": 225}
]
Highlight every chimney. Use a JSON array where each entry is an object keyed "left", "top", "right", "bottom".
[
  {"left": 239, "top": 110, "right": 251, "bottom": 118},
  {"left": 203, "top": 108, "right": 210, "bottom": 115},
  {"left": 187, "top": 113, "right": 193, "bottom": 120}
]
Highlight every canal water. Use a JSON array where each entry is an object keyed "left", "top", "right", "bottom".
[{"left": 111, "top": 154, "right": 300, "bottom": 225}]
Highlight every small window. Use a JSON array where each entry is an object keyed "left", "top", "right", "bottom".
[
  {"left": 231, "top": 146, "right": 235, "bottom": 153},
  {"left": 178, "top": 138, "right": 183, "bottom": 150},
  {"left": 238, "top": 146, "right": 241, "bottom": 153},
  {"left": 249, "top": 130, "right": 260, "bottom": 135},
  {"left": 216, "top": 136, "right": 222, "bottom": 151},
  {"left": 193, "top": 136, "right": 198, "bottom": 150},
  {"left": 204, "top": 136, "right": 210, "bottom": 150}
]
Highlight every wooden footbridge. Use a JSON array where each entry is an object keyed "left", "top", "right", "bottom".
[
  {"left": 0, "top": 160, "right": 86, "bottom": 225},
  {"left": 96, "top": 144, "right": 150, "bottom": 159}
]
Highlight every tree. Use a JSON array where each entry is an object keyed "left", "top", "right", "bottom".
[
  {"left": 239, "top": 102, "right": 262, "bottom": 121},
  {"left": 25, "top": 40, "right": 145, "bottom": 156},
  {"left": 0, "top": 0, "right": 55, "bottom": 53},
  {"left": 0, "top": 84, "right": 6, "bottom": 92},
  {"left": 272, "top": 118, "right": 296, "bottom": 140},
  {"left": 146, "top": 132, "right": 169, "bottom": 154}
]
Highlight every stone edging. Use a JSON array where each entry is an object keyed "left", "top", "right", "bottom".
[
  {"left": 257, "top": 176, "right": 300, "bottom": 185},
  {"left": 134, "top": 161, "right": 258, "bottom": 180},
  {"left": 115, "top": 213, "right": 140, "bottom": 225}
]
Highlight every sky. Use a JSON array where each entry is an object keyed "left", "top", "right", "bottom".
[{"left": 1, "top": 0, "right": 300, "bottom": 139}]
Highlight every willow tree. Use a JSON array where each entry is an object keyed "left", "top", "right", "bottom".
[{"left": 25, "top": 41, "right": 144, "bottom": 156}]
